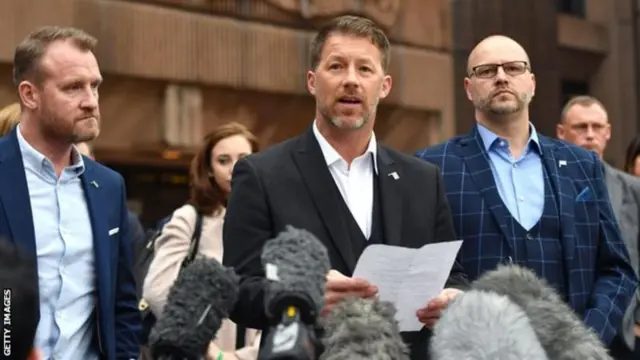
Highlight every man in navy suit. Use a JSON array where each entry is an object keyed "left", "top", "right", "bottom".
[
  {"left": 0, "top": 26, "right": 141, "bottom": 359},
  {"left": 416, "top": 35, "right": 637, "bottom": 346}
]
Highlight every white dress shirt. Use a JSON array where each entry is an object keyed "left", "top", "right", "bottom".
[
  {"left": 312, "top": 121, "right": 378, "bottom": 239},
  {"left": 17, "top": 125, "right": 98, "bottom": 360}
]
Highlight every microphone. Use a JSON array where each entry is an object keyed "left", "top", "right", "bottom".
[
  {"left": 319, "top": 296, "right": 410, "bottom": 360},
  {"left": 469, "top": 264, "right": 612, "bottom": 360},
  {"left": 148, "top": 256, "right": 240, "bottom": 360},
  {"left": 430, "top": 290, "right": 548, "bottom": 360},
  {"left": 258, "top": 225, "right": 331, "bottom": 360}
]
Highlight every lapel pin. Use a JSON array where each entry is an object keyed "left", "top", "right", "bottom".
[
  {"left": 388, "top": 171, "right": 399, "bottom": 180},
  {"left": 558, "top": 160, "right": 567, "bottom": 168},
  {"left": 91, "top": 180, "right": 99, "bottom": 188}
]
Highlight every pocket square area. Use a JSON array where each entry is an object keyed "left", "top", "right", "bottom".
[
  {"left": 575, "top": 187, "right": 593, "bottom": 202},
  {"left": 108, "top": 227, "right": 120, "bottom": 236}
]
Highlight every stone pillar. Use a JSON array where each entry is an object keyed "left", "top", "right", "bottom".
[
  {"left": 451, "top": 0, "right": 560, "bottom": 137},
  {"left": 586, "top": 0, "right": 639, "bottom": 167}
]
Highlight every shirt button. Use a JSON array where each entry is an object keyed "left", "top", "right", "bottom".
[
  {"left": 513, "top": 163, "right": 518, "bottom": 168},
  {"left": 518, "top": 196, "right": 524, "bottom": 202}
]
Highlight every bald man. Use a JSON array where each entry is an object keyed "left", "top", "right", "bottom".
[
  {"left": 416, "top": 35, "right": 637, "bottom": 346},
  {"left": 557, "top": 95, "right": 640, "bottom": 359}
]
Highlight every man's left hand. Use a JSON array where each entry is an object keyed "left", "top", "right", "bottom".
[{"left": 416, "top": 288, "right": 462, "bottom": 329}]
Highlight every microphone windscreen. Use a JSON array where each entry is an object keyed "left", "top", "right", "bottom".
[
  {"left": 470, "top": 264, "right": 612, "bottom": 360},
  {"left": 149, "top": 256, "right": 240, "bottom": 359},
  {"left": 261, "top": 225, "right": 331, "bottom": 321},
  {"left": 430, "top": 290, "right": 548, "bottom": 360},
  {"left": 319, "top": 296, "right": 410, "bottom": 360}
]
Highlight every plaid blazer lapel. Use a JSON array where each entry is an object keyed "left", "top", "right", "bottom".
[
  {"left": 539, "top": 136, "right": 576, "bottom": 264},
  {"left": 456, "top": 127, "right": 514, "bottom": 253}
]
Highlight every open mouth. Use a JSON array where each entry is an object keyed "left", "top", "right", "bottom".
[{"left": 338, "top": 96, "right": 362, "bottom": 105}]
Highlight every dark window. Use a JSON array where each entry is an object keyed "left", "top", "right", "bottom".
[
  {"left": 557, "top": 0, "right": 585, "bottom": 17},
  {"left": 561, "top": 80, "right": 590, "bottom": 105}
]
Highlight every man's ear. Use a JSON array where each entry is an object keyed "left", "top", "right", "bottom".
[{"left": 18, "top": 81, "right": 40, "bottom": 110}]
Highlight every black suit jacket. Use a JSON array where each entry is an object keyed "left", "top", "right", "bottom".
[{"left": 222, "top": 128, "right": 468, "bottom": 359}]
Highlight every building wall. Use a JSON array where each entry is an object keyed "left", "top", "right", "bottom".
[
  {"left": 0, "top": 0, "right": 456, "bottom": 161},
  {"left": 0, "top": 1, "right": 636, "bottom": 174}
]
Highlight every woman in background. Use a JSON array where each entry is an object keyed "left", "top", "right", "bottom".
[
  {"left": 0, "top": 102, "right": 20, "bottom": 136},
  {"left": 624, "top": 135, "right": 640, "bottom": 177},
  {"left": 143, "top": 122, "right": 261, "bottom": 360}
]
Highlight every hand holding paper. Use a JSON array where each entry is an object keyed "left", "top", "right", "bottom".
[
  {"left": 416, "top": 288, "right": 463, "bottom": 328},
  {"left": 322, "top": 269, "right": 378, "bottom": 315},
  {"left": 352, "top": 240, "right": 463, "bottom": 332}
]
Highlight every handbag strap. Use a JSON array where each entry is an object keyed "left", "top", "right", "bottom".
[{"left": 182, "top": 207, "right": 204, "bottom": 268}]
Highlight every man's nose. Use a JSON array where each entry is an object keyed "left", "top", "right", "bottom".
[
  {"left": 494, "top": 67, "right": 509, "bottom": 82},
  {"left": 585, "top": 126, "right": 596, "bottom": 139},
  {"left": 344, "top": 65, "right": 359, "bottom": 87},
  {"left": 81, "top": 89, "right": 99, "bottom": 110}
]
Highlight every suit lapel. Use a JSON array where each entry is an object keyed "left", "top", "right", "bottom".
[
  {"left": 292, "top": 130, "right": 357, "bottom": 270},
  {"left": 377, "top": 147, "right": 402, "bottom": 247},
  {"left": 456, "top": 127, "right": 513, "bottom": 251},
  {"left": 0, "top": 128, "right": 37, "bottom": 258},
  {"left": 540, "top": 137, "right": 575, "bottom": 262},
  {"left": 81, "top": 163, "right": 111, "bottom": 300},
  {"left": 604, "top": 165, "right": 624, "bottom": 217}
]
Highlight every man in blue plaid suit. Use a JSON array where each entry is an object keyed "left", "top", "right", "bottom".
[{"left": 416, "top": 35, "right": 638, "bottom": 347}]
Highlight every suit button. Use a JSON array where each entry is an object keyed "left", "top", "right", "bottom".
[{"left": 526, "top": 233, "right": 534, "bottom": 240}]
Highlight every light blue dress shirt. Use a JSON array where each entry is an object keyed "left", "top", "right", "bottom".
[
  {"left": 476, "top": 123, "right": 544, "bottom": 230},
  {"left": 17, "top": 125, "right": 98, "bottom": 360}
]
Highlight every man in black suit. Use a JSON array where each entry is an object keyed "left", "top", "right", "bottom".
[{"left": 222, "top": 15, "right": 468, "bottom": 359}]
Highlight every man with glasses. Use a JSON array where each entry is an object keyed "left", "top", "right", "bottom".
[
  {"left": 557, "top": 95, "right": 640, "bottom": 359},
  {"left": 416, "top": 35, "right": 637, "bottom": 347}
]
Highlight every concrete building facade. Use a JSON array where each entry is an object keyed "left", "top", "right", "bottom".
[{"left": 0, "top": 0, "right": 636, "bottom": 223}]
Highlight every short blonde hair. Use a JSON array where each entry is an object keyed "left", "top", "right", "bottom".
[{"left": 0, "top": 102, "right": 20, "bottom": 137}]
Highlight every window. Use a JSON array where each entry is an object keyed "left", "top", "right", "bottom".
[
  {"left": 561, "top": 80, "right": 590, "bottom": 105},
  {"left": 557, "top": 0, "right": 585, "bottom": 17}
]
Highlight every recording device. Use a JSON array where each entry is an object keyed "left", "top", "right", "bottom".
[
  {"left": 258, "top": 225, "right": 331, "bottom": 360},
  {"left": 468, "top": 264, "right": 612, "bottom": 360},
  {"left": 319, "top": 296, "right": 410, "bottom": 360},
  {"left": 148, "top": 256, "right": 240, "bottom": 360},
  {"left": 430, "top": 290, "right": 548, "bottom": 360}
]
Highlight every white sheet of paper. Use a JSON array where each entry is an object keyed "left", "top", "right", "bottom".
[{"left": 352, "top": 240, "right": 463, "bottom": 332}]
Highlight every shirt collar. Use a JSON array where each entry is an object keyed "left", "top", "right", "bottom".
[
  {"left": 476, "top": 122, "right": 541, "bottom": 154},
  {"left": 312, "top": 120, "right": 378, "bottom": 173},
  {"left": 16, "top": 124, "right": 85, "bottom": 176}
]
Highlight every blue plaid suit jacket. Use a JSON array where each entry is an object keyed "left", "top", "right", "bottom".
[{"left": 416, "top": 125, "right": 638, "bottom": 345}]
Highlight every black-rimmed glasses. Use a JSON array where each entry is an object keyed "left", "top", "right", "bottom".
[{"left": 469, "top": 61, "right": 530, "bottom": 79}]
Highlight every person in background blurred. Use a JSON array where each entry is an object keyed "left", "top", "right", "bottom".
[
  {"left": 0, "top": 237, "right": 40, "bottom": 360},
  {"left": 0, "top": 102, "right": 20, "bottom": 136},
  {"left": 556, "top": 95, "right": 640, "bottom": 360},
  {"left": 625, "top": 135, "right": 640, "bottom": 177},
  {"left": 143, "top": 122, "right": 262, "bottom": 360}
]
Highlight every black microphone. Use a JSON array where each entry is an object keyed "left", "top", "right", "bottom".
[
  {"left": 469, "top": 264, "right": 612, "bottom": 360},
  {"left": 258, "top": 225, "right": 331, "bottom": 360},
  {"left": 148, "top": 256, "right": 240, "bottom": 360},
  {"left": 319, "top": 296, "right": 410, "bottom": 360},
  {"left": 430, "top": 290, "right": 548, "bottom": 360}
]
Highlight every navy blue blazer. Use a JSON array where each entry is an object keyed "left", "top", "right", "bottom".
[
  {"left": 0, "top": 128, "right": 141, "bottom": 359},
  {"left": 416, "top": 125, "right": 638, "bottom": 345}
]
